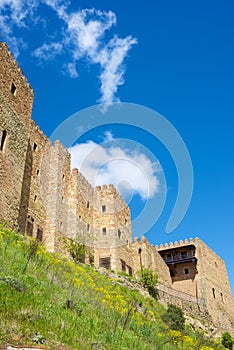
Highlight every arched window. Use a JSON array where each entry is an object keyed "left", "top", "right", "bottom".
[{"left": 11, "top": 82, "right": 16, "bottom": 96}]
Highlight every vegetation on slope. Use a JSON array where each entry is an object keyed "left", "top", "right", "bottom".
[{"left": 0, "top": 223, "right": 229, "bottom": 349}]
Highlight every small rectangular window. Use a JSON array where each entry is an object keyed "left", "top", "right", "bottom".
[
  {"left": 26, "top": 221, "right": 33, "bottom": 237},
  {"left": 36, "top": 228, "right": 43, "bottom": 242},
  {"left": 184, "top": 268, "right": 189, "bottom": 275},
  {"left": 118, "top": 229, "right": 121, "bottom": 239},
  {"left": 33, "top": 143, "right": 37, "bottom": 151},
  {"left": 100, "top": 257, "right": 111, "bottom": 269},
  {"left": 87, "top": 224, "right": 90, "bottom": 232},
  {"left": 102, "top": 227, "right": 106, "bottom": 235},
  {"left": 121, "top": 259, "right": 126, "bottom": 272},
  {"left": 102, "top": 205, "right": 106, "bottom": 213},
  {"left": 87, "top": 201, "right": 90, "bottom": 208}
]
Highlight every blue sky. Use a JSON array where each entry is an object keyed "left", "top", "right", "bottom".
[{"left": 0, "top": 0, "right": 233, "bottom": 293}]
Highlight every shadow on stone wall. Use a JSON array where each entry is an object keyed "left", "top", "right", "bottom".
[{"left": 18, "top": 140, "right": 32, "bottom": 233}]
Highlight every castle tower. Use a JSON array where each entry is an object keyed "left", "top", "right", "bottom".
[
  {"left": 0, "top": 42, "right": 33, "bottom": 227},
  {"left": 92, "top": 184, "right": 133, "bottom": 272},
  {"left": 157, "top": 238, "right": 234, "bottom": 333}
]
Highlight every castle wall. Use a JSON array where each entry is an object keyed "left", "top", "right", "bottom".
[
  {"left": 0, "top": 41, "right": 233, "bottom": 335},
  {"left": 92, "top": 185, "right": 133, "bottom": 272},
  {"left": 93, "top": 185, "right": 132, "bottom": 245},
  {"left": 0, "top": 93, "right": 29, "bottom": 226},
  {"left": 21, "top": 121, "right": 50, "bottom": 242},
  {"left": 195, "top": 238, "right": 234, "bottom": 333},
  {"left": 157, "top": 241, "right": 198, "bottom": 296},
  {"left": 132, "top": 237, "right": 172, "bottom": 287},
  {"left": 0, "top": 43, "right": 35, "bottom": 229},
  {"left": 169, "top": 261, "right": 198, "bottom": 296},
  {"left": 39, "top": 140, "right": 71, "bottom": 251},
  {"left": 157, "top": 238, "right": 234, "bottom": 334},
  {"left": 0, "top": 43, "right": 33, "bottom": 123},
  {"left": 157, "top": 283, "right": 208, "bottom": 320}
]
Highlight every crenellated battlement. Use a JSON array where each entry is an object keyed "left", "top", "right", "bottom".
[
  {"left": 95, "top": 183, "right": 119, "bottom": 196},
  {"left": 0, "top": 41, "right": 234, "bottom": 335},
  {"left": 156, "top": 237, "right": 197, "bottom": 251}
]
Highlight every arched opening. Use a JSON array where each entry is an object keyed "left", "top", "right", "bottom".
[{"left": 11, "top": 82, "right": 16, "bottom": 96}]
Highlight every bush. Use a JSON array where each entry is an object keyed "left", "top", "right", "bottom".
[
  {"left": 162, "top": 304, "right": 185, "bottom": 331},
  {"left": 222, "top": 332, "right": 233, "bottom": 350},
  {"left": 139, "top": 268, "right": 158, "bottom": 299},
  {"left": 61, "top": 237, "right": 87, "bottom": 263}
]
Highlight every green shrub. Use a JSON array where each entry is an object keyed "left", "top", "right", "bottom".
[
  {"left": 162, "top": 304, "right": 185, "bottom": 331},
  {"left": 61, "top": 236, "right": 87, "bottom": 263},
  {"left": 139, "top": 268, "right": 158, "bottom": 299},
  {"left": 222, "top": 332, "right": 233, "bottom": 349}
]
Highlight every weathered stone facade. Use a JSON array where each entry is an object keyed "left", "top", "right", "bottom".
[
  {"left": 0, "top": 41, "right": 233, "bottom": 334},
  {"left": 157, "top": 238, "right": 234, "bottom": 334}
]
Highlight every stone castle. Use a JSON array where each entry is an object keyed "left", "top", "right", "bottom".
[{"left": 0, "top": 41, "right": 233, "bottom": 334}]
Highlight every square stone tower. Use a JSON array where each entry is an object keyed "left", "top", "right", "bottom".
[
  {"left": 157, "top": 238, "right": 234, "bottom": 333},
  {"left": 92, "top": 184, "right": 133, "bottom": 273}
]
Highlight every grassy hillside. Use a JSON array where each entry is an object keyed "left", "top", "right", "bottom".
[{"left": 0, "top": 223, "right": 226, "bottom": 349}]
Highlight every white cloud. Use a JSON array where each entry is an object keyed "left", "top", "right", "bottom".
[
  {"left": 63, "top": 62, "right": 79, "bottom": 78},
  {"left": 33, "top": 41, "right": 63, "bottom": 61},
  {"left": 41, "top": 5, "right": 136, "bottom": 108},
  {"left": 0, "top": 0, "right": 137, "bottom": 108},
  {"left": 96, "top": 35, "right": 137, "bottom": 109},
  {"left": 65, "top": 9, "right": 117, "bottom": 58},
  {"left": 68, "top": 139, "right": 161, "bottom": 200},
  {"left": 103, "top": 131, "right": 114, "bottom": 142}
]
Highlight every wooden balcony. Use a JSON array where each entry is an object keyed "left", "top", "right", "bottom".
[{"left": 164, "top": 252, "right": 197, "bottom": 265}]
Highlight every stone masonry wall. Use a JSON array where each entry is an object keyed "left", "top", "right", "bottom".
[
  {"left": 157, "top": 238, "right": 234, "bottom": 334},
  {"left": 195, "top": 238, "right": 234, "bottom": 334},
  {"left": 157, "top": 283, "right": 208, "bottom": 319},
  {"left": 132, "top": 237, "right": 172, "bottom": 287},
  {"left": 0, "top": 41, "right": 234, "bottom": 335},
  {"left": 0, "top": 42, "right": 34, "bottom": 228},
  {"left": 92, "top": 185, "right": 133, "bottom": 272},
  {"left": 0, "top": 94, "right": 29, "bottom": 227},
  {"left": 0, "top": 43, "right": 33, "bottom": 123}
]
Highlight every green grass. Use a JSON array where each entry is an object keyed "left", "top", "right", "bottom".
[{"left": 0, "top": 223, "right": 226, "bottom": 349}]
